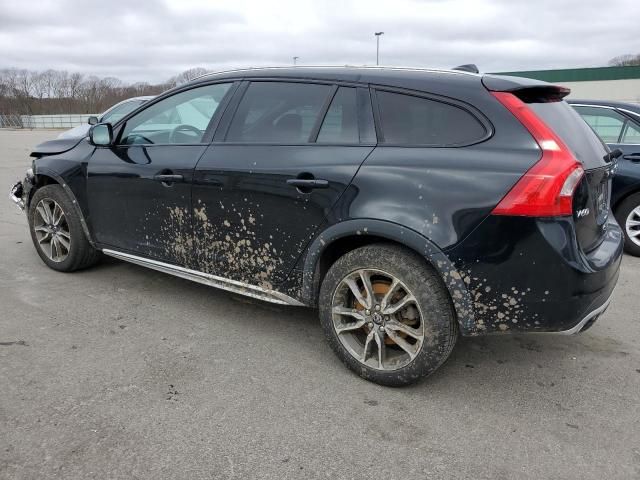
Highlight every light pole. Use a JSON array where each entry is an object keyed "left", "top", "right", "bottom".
[
  {"left": 374, "top": 32, "right": 384, "bottom": 65},
  {"left": 293, "top": 56, "right": 299, "bottom": 66}
]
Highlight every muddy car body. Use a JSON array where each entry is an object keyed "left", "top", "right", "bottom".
[{"left": 10, "top": 67, "right": 623, "bottom": 386}]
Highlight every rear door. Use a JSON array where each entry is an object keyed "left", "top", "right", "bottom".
[{"left": 191, "top": 81, "right": 376, "bottom": 288}]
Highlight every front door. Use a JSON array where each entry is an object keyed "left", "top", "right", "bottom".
[
  {"left": 86, "top": 82, "right": 234, "bottom": 265},
  {"left": 191, "top": 82, "right": 376, "bottom": 288}
]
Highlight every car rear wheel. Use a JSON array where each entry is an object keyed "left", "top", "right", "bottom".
[
  {"left": 28, "top": 185, "right": 101, "bottom": 271},
  {"left": 319, "top": 243, "right": 458, "bottom": 387},
  {"left": 615, "top": 193, "right": 640, "bottom": 257}
]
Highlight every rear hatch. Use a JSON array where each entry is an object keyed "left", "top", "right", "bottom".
[
  {"left": 528, "top": 101, "right": 612, "bottom": 251},
  {"left": 483, "top": 75, "right": 614, "bottom": 252}
]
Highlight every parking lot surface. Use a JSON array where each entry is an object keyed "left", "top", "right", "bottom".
[{"left": 1, "top": 129, "right": 639, "bottom": 479}]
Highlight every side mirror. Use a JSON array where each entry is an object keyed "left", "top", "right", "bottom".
[
  {"left": 89, "top": 123, "right": 113, "bottom": 146},
  {"left": 87, "top": 116, "right": 99, "bottom": 125}
]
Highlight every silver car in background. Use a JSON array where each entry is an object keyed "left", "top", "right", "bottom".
[{"left": 57, "top": 96, "right": 154, "bottom": 139}]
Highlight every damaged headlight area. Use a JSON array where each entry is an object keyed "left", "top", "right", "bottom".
[
  {"left": 9, "top": 167, "right": 34, "bottom": 211},
  {"left": 9, "top": 181, "right": 25, "bottom": 210}
]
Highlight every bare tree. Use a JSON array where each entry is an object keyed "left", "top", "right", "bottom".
[
  {"left": 169, "top": 67, "right": 210, "bottom": 86},
  {"left": 68, "top": 72, "right": 84, "bottom": 98},
  {"left": 130, "top": 81, "right": 151, "bottom": 96},
  {"left": 0, "top": 66, "right": 217, "bottom": 116},
  {"left": 2, "top": 69, "right": 34, "bottom": 114},
  {"left": 608, "top": 54, "right": 640, "bottom": 66}
]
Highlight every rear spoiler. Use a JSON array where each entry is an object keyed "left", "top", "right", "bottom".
[{"left": 482, "top": 74, "right": 570, "bottom": 103}]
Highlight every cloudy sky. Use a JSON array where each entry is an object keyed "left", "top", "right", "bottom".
[{"left": 0, "top": 0, "right": 638, "bottom": 83}]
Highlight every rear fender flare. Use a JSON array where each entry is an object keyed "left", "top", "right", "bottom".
[{"left": 301, "top": 219, "right": 477, "bottom": 335}]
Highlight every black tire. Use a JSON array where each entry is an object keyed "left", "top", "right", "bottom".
[
  {"left": 615, "top": 193, "right": 640, "bottom": 257},
  {"left": 318, "top": 243, "right": 458, "bottom": 387},
  {"left": 28, "top": 184, "right": 101, "bottom": 272}
]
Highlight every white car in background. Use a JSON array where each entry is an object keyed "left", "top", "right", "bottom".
[{"left": 57, "top": 96, "right": 154, "bottom": 139}]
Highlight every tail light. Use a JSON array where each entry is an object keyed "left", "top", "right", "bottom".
[{"left": 490, "top": 91, "right": 584, "bottom": 217}]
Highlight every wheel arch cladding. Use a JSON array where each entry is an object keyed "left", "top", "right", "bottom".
[
  {"left": 301, "top": 219, "right": 477, "bottom": 335},
  {"left": 31, "top": 167, "right": 95, "bottom": 247}
]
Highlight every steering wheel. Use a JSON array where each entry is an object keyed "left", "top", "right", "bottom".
[{"left": 169, "top": 124, "right": 202, "bottom": 143}]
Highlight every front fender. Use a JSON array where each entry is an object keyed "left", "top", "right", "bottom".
[
  {"left": 300, "top": 219, "right": 477, "bottom": 335},
  {"left": 31, "top": 166, "right": 95, "bottom": 247}
]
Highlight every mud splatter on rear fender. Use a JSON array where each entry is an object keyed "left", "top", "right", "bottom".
[{"left": 298, "top": 219, "right": 478, "bottom": 334}]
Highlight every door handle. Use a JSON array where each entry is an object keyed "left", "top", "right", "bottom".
[
  {"left": 622, "top": 154, "right": 640, "bottom": 162},
  {"left": 153, "top": 173, "right": 184, "bottom": 184},
  {"left": 286, "top": 179, "right": 329, "bottom": 189}
]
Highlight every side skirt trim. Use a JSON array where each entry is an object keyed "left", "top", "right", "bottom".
[{"left": 102, "top": 249, "right": 306, "bottom": 307}]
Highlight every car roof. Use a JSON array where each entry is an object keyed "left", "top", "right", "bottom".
[
  {"left": 184, "top": 65, "right": 556, "bottom": 101},
  {"left": 568, "top": 99, "right": 640, "bottom": 114}
]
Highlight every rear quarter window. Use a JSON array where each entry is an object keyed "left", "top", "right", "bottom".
[{"left": 375, "top": 90, "right": 486, "bottom": 146}]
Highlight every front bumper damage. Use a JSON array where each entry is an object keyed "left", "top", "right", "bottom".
[
  {"left": 9, "top": 181, "right": 25, "bottom": 210},
  {"left": 9, "top": 168, "right": 34, "bottom": 211}
]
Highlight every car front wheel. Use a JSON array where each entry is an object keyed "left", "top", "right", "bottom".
[
  {"left": 319, "top": 243, "right": 458, "bottom": 387},
  {"left": 28, "top": 184, "right": 101, "bottom": 271}
]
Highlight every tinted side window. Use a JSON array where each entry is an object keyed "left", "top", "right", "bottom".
[
  {"left": 376, "top": 91, "right": 485, "bottom": 145},
  {"left": 573, "top": 106, "right": 626, "bottom": 143},
  {"left": 317, "top": 87, "right": 359, "bottom": 143},
  {"left": 226, "top": 82, "right": 331, "bottom": 143},
  {"left": 120, "top": 83, "right": 231, "bottom": 145}
]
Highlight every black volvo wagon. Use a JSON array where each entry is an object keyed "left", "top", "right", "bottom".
[{"left": 10, "top": 67, "right": 623, "bottom": 386}]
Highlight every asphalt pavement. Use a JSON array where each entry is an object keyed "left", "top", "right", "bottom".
[{"left": 1, "top": 129, "right": 639, "bottom": 479}]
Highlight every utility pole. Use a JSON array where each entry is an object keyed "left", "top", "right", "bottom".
[
  {"left": 374, "top": 32, "right": 384, "bottom": 65},
  {"left": 293, "top": 56, "right": 299, "bottom": 66}
]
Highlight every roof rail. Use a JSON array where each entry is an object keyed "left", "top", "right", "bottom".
[{"left": 190, "top": 65, "right": 480, "bottom": 82}]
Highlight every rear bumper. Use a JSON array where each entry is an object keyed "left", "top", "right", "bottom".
[
  {"left": 447, "top": 214, "right": 623, "bottom": 335},
  {"left": 557, "top": 294, "right": 611, "bottom": 334}
]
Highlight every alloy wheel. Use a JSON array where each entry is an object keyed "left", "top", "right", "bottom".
[
  {"left": 330, "top": 268, "right": 425, "bottom": 371},
  {"left": 626, "top": 206, "right": 640, "bottom": 247},
  {"left": 33, "top": 198, "right": 71, "bottom": 262}
]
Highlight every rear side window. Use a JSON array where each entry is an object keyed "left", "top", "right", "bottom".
[
  {"left": 572, "top": 106, "right": 626, "bottom": 143},
  {"left": 317, "top": 87, "right": 359, "bottom": 143},
  {"left": 375, "top": 90, "right": 486, "bottom": 145},
  {"left": 226, "top": 82, "right": 332, "bottom": 143},
  {"left": 530, "top": 102, "right": 608, "bottom": 167}
]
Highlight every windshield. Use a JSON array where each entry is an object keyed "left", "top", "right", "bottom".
[{"left": 101, "top": 100, "right": 147, "bottom": 124}]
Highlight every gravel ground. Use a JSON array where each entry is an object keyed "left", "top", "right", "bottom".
[{"left": 1, "top": 129, "right": 639, "bottom": 480}]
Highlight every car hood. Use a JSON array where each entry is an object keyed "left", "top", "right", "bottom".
[
  {"left": 57, "top": 124, "right": 91, "bottom": 140},
  {"left": 30, "top": 137, "right": 85, "bottom": 157}
]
